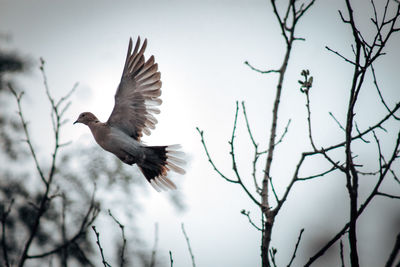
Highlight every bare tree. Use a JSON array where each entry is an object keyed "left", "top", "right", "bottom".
[
  {"left": 1, "top": 58, "right": 99, "bottom": 267},
  {"left": 197, "top": 0, "right": 400, "bottom": 266}
]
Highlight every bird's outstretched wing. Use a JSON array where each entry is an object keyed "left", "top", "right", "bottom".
[{"left": 107, "top": 37, "right": 162, "bottom": 140}]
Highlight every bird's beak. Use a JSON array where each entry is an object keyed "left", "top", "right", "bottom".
[{"left": 73, "top": 120, "right": 78, "bottom": 125}]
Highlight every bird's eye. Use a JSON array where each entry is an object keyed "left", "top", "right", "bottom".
[{"left": 82, "top": 114, "right": 86, "bottom": 117}]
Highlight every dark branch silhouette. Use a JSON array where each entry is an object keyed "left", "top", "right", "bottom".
[
  {"left": 92, "top": 226, "right": 112, "bottom": 267},
  {"left": 197, "top": 1, "right": 400, "bottom": 266}
]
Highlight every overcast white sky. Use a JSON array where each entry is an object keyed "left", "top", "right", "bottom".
[{"left": 1, "top": 0, "right": 399, "bottom": 266}]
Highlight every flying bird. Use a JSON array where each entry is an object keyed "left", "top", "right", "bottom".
[{"left": 74, "top": 37, "right": 185, "bottom": 191}]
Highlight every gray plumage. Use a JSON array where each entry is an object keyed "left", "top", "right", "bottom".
[{"left": 74, "top": 37, "right": 185, "bottom": 191}]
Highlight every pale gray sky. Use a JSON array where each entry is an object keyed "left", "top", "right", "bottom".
[{"left": 1, "top": 0, "right": 399, "bottom": 266}]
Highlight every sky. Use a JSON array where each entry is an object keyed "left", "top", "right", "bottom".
[{"left": 1, "top": 0, "right": 400, "bottom": 266}]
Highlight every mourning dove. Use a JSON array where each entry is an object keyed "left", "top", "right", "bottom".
[{"left": 74, "top": 37, "right": 185, "bottom": 191}]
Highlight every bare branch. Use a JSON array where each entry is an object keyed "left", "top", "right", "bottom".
[
  {"left": 196, "top": 127, "right": 238, "bottom": 184},
  {"left": 304, "top": 223, "right": 350, "bottom": 266},
  {"left": 56, "top": 82, "right": 79, "bottom": 108},
  {"left": 108, "top": 210, "right": 127, "bottom": 267},
  {"left": 340, "top": 240, "right": 345, "bottom": 267},
  {"left": 92, "top": 226, "right": 112, "bottom": 267},
  {"left": 244, "top": 61, "right": 280, "bottom": 74},
  {"left": 338, "top": 10, "right": 351, "bottom": 23},
  {"left": 276, "top": 119, "right": 291, "bottom": 146},
  {"left": 270, "top": 0, "right": 289, "bottom": 44},
  {"left": 329, "top": 112, "right": 345, "bottom": 132},
  {"left": 229, "top": 101, "right": 242, "bottom": 182},
  {"left": 320, "top": 102, "right": 400, "bottom": 154},
  {"left": 8, "top": 83, "right": 47, "bottom": 185},
  {"left": 371, "top": 64, "right": 400, "bottom": 120},
  {"left": 28, "top": 186, "right": 99, "bottom": 259},
  {"left": 373, "top": 130, "right": 384, "bottom": 177},
  {"left": 385, "top": 231, "right": 400, "bottom": 267},
  {"left": 274, "top": 153, "right": 306, "bottom": 214},
  {"left": 355, "top": 122, "right": 370, "bottom": 143},
  {"left": 241, "top": 210, "right": 262, "bottom": 231},
  {"left": 305, "top": 130, "right": 400, "bottom": 266},
  {"left": 242, "top": 101, "right": 262, "bottom": 193},
  {"left": 325, "top": 46, "right": 360, "bottom": 67},
  {"left": 376, "top": 192, "right": 400, "bottom": 199},
  {"left": 269, "top": 247, "right": 278, "bottom": 267},
  {"left": 181, "top": 223, "right": 196, "bottom": 267},
  {"left": 14, "top": 60, "right": 79, "bottom": 266},
  {"left": 1, "top": 199, "right": 14, "bottom": 267},
  {"left": 390, "top": 168, "right": 400, "bottom": 184},
  {"left": 169, "top": 251, "right": 174, "bottom": 267},
  {"left": 230, "top": 102, "right": 262, "bottom": 206},
  {"left": 269, "top": 177, "right": 280, "bottom": 205},
  {"left": 294, "top": 0, "right": 315, "bottom": 21},
  {"left": 242, "top": 101, "right": 257, "bottom": 149},
  {"left": 302, "top": 74, "right": 345, "bottom": 172},
  {"left": 297, "top": 165, "right": 338, "bottom": 181},
  {"left": 287, "top": 228, "right": 305, "bottom": 267},
  {"left": 197, "top": 124, "right": 261, "bottom": 207}
]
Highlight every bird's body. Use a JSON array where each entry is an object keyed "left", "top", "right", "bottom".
[
  {"left": 87, "top": 118, "right": 143, "bottom": 163},
  {"left": 74, "top": 37, "right": 185, "bottom": 191}
]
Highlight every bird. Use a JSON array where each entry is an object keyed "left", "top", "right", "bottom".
[{"left": 74, "top": 37, "right": 185, "bottom": 191}]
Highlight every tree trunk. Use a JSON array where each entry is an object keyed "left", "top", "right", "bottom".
[{"left": 261, "top": 214, "right": 275, "bottom": 267}]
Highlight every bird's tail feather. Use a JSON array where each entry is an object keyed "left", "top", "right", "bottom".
[{"left": 138, "top": 145, "right": 185, "bottom": 191}]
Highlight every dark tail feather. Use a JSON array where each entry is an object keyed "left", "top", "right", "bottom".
[{"left": 138, "top": 145, "right": 185, "bottom": 191}]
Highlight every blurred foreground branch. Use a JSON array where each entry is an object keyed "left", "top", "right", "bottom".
[{"left": 3, "top": 59, "right": 99, "bottom": 267}]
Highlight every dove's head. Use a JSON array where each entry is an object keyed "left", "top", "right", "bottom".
[{"left": 74, "top": 112, "right": 99, "bottom": 125}]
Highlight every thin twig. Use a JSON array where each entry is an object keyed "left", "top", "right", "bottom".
[
  {"left": 269, "top": 177, "right": 280, "bottom": 205},
  {"left": 287, "top": 228, "right": 305, "bottom": 267},
  {"left": 371, "top": 64, "right": 400, "bottom": 120},
  {"left": 269, "top": 247, "right": 278, "bottom": 267},
  {"left": 325, "top": 46, "right": 360, "bottom": 67},
  {"left": 181, "top": 223, "right": 196, "bottom": 267},
  {"left": 108, "top": 210, "right": 127, "bottom": 267},
  {"left": 169, "top": 251, "right": 173, "bottom": 267},
  {"left": 92, "top": 226, "right": 112, "bottom": 267},
  {"left": 275, "top": 119, "right": 291, "bottom": 147},
  {"left": 242, "top": 101, "right": 262, "bottom": 193},
  {"left": 240, "top": 210, "right": 262, "bottom": 231},
  {"left": 229, "top": 101, "right": 242, "bottom": 182},
  {"left": 316, "top": 102, "right": 400, "bottom": 155},
  {"left": 196, "top": 127, "right": 238, "bottom": 184},
  {"left": 303, "top": 78, "right": 345, "bottom": 172},
  {"left": 8, "top": 83, "right": 47, "bottom": 185},
  {"left": 229, "top": 102, "right": 262, "bottom": 207},
  {"left": 241, "top": 101, "right": 257, "bottom": 148},
  {"left": 340, "top": 240, "right": 345, "bottom": 267},
  {"left": 355, "top": 121, "right": 370, "bottom": 143},
  {"left": 329, "top": 112, "right": 345, "bottom": 131},
  {"left": 376, "top": 192, "right": 400, "bottom": 199},
  {"left": 57, "top": 82, "right": 79, "bottom": 108},
  {"left": 244, "top": 61, "right": 280, "bottom": 74},
  {"left": 297, "top": 165, "right": 338, "bottom": 181}
]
